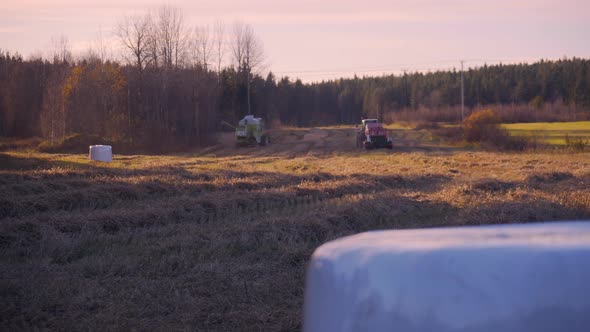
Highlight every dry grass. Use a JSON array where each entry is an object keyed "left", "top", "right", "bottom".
[
  {"left": 1, "top": 128, "right": 590, "bottom": 330},
  {"left": 0, "top": 137, "right": 43, "bottom": 152}
]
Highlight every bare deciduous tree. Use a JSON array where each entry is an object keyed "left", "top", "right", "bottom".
[
  {"left": 92, "top": 26, "right": 110, "bottom": 64},
  {"left": 50, "top": 35, "right": 73, "bottom": 64},
  {"left": 145, "top": 13, "right": 159, "bottom": 68},
  {"left": 231, "top": 22, "right": 264, "bottom": 114},
  {"left": 117, "top": 14, "right": 151, "bottom": 72},
  {"left": 116, "top": 13, "right": 153, "bottom": 136},
  {"left": 213, "top": 21, "right": 225, "bottom": 74},
  {"left": 189, "top": 25, "right": 212, "bottom": 70},
  {"left": 231, "top": 22, "right": 245, "bottom": 72},
  {"left": 155, "top": 5, "right": 188, "bottom": 68}
]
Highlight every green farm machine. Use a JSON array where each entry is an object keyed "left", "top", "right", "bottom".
[{"left": 234, "top": 115, "right": 270, "bottom": 147}]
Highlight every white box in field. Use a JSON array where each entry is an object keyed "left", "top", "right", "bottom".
[
  {"left": 89, "top": 145, "right": 112, "bottom": 162},
  {"left": 304, "top": 221, "right": 590, "bottom": 332}
]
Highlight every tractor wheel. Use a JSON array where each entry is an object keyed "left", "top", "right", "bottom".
[
  {"left": 249, "top": 137, "right": 258, "bottom": 146},
  {"left": 356, "top": 134, "right": 364, "bottom": 148}
]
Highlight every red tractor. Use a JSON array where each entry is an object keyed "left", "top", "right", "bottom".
[{"left": 356, "top": 119, "right": 393, "bottom": 150}]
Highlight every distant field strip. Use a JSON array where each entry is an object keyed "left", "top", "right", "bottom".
[{"left": 502, "top": 121, "right": 590, "bottom": 145}]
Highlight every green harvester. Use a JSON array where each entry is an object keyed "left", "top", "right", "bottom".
[{"left": 235, "top": 115, "right": 269, "bottom": 146}]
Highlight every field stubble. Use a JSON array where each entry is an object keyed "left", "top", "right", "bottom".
[{"left": 1, "top": 126, "right": 590, "bottom": 330}]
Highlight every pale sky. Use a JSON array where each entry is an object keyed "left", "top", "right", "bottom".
[{"left": 1, "top": 0, "right": 589, "bottom": 82}]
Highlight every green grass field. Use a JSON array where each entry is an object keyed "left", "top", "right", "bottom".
[{"left": 502, "top": 121, "right": 590, "bottom": 145}]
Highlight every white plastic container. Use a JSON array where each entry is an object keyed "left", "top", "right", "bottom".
[
  {"left": 304, "top": 221, "right": 590, "bottom": 332},
  {"left": 89, "top": 145, "right": 112, "bottom": 162}
]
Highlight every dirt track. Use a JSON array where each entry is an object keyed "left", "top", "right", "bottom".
[{"left": 203, "top": 126, "right": 457, "bottom": 157}]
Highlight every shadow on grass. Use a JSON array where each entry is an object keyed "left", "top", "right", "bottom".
[
  {"left": 0, "top": 157, "right": 453, "bottom": 221},
  {"left": 0, "top": 152, "right": 110, "bottom": 171},
  {"left": 0, "top": 153, "right": 51, "bottom": 170},
  {"left": 0, "top": 150, "right": 588, "bottom": 332},
  {"left": 2, "top": 184, "right": 588, "bottom": 331}
]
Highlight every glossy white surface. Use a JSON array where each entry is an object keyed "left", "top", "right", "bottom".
[
  {"left": 304, "top": 221, "right": 590, "bottom": 332},
  {"left": 89, "top": 145, "right": 112, "bottom": 162}
]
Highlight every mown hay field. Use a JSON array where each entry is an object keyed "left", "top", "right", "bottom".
[{"left": 1, "top": 126, "right": 590, "bottom": 330}]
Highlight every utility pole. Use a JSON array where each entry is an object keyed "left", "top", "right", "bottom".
[
  {"left": 247, "top": 72, "right": 251, "bottom": 115},
  {"left": 402, "top": 68, "right": 409, "bottom": 108},
  {"left": 460, "top": 60, "right": 465, "bottom": 121}
]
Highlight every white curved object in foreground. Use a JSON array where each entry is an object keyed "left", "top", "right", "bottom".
[
  {"left": 89, "top": 145, "right": 112, "bottom": 162},
  {"left": 304, "top": 221, "right": 590, "bottom": 332}
]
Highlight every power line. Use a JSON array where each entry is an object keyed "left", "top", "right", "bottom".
[
  {"left": 280, "top": 66, "right": 458, "bottom": 79},
  {"left": 271, "top": 57, "right": 537, "bottom": 78},
  {"left": 271, "top": 59, "right": 462, "bottom": 75},
  {"left": 269, "top": 56, "right": 543, "bottom": 83}
]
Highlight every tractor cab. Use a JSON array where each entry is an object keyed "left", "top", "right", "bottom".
[
  {"left": 361, "top": 119, "right": 379, "bottom": 132},
  {"left": 357, "top": 118, "right": 393, "bottom": 150}
]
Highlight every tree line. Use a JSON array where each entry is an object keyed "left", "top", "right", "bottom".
[
  {"left": 1, "top": 6, "right": 589, "bottom": 148},
  {"left": 219, "top": 57, "right": 590, "bottom": 126}
]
